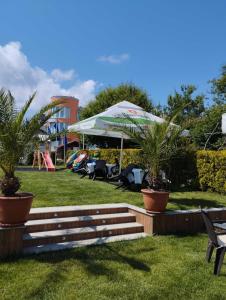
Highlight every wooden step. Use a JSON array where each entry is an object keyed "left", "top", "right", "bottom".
[
  {"left": 23, "top": 232, "right": 148, "bottom": 255},
  {"left": 23, "top": 222, "right": 144, "bottom": 247},
  {"left": 28, "top": 204, "right": 128, "bottom": 220},
  {"left": 25, "top": 213, "right": 136, "bottom": 233}
]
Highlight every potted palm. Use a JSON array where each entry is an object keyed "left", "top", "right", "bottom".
[
  {"left": 122, "top": 114, "right": 185, "bottom": 212},
  {"left": 0, "top": 89, "right": 62, "bottom": 227}
]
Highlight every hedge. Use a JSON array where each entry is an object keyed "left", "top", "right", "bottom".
[
  {"left": 67, "top": 148, "right": 198, "bottom": 189},
  {"left": 168, "top": 149, "right": 198, "bottom": 190},
  {"left": 67, "top": 148, "right": 143, "bottom": 168},
  {"left": 197, "top": 150, "right": 226, "bottom": 193}
]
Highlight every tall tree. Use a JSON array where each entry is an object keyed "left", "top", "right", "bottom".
[
  {"left": 190, "top": 66, "right": 226, "bottom": 149},
  {"left": 210, "top": 65, "right": 226, "bottom": 105},
  {"left": 80, "top": 83, "right": 153, "bottom": 119},
  {"left": 190, "top": 104, "right": 226, "bottom": 149},
  {"left": 166, "top": 85, "right": 205, "bottom": 127}
]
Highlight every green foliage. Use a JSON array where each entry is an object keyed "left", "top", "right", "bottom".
[
  {"left": 190, "top": 103, "right": 226, "bottom": 149},
  {"left": 190, "top": 66, "right": 226, "bottom": 149},
  {"left": 90, "top": 148, "right": 142, "bottom": 168},
  {"left": 119, "top": 112, "right": 185, "bottom": 190},
  {"left": 168, "top": 147, "right": 198, "bottom": 190},
  {"left": 197, "top": 150, "right": 226, "bottom": 193},
  {"left": 67, "top": 147, "right": 199, "bottom": 189},
  {"left": 210, "top": 65, "right": 226, "bottom": 105},
  {"left": 1, "top": 170, "right": 226, "bottom": 299},
  {"left": 80, "top": 83, "right": 153, "bottom": 119},
  {"left": 166, "top": 85, "right": 205, "bottom": 127},
  {"left": 0, "top": 89, "right": 63, "bottom": 195},
  {"left": 67, "top": 148, "right": 142, "bottom": 168}
]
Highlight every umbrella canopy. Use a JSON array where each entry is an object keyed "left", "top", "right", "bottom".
[{"left": 68, "top": 101, "right": 165, "bottom": 138}]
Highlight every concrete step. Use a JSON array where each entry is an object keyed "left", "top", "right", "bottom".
[
  {"left": 23, "top": 232, "right": 148, "bottom": 255},
  {"left": 28, "top": 204, "right": 128, "bottom": 220},
  {"left": 23, "top": 222, "right": 144, "bottom": 247},
  {"left": 25, "top": 213, "right": 136, "bottom": 233}
]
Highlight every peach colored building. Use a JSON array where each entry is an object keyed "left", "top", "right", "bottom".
[{"left": 47, "top": 96, "right": 80, "bottom": 151}]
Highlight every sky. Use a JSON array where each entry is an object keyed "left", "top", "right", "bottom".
[{"left": 0, "top": 0, "right": 225, "bottom": 111}]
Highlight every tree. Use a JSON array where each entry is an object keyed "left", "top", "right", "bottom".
[
  {"left": 190, "top": 102, "right": 226, "bottom": 149},
  {"left": 190, "top": 66, "right": 226, "bottom": 149},
  {"left": 166, "top": 85, "right": 205, "bottom": 127},
  {"left": 120, "top": 112, "right": 184, "bottom": 191},
  {"left": 210, "top": 65, "right": 226, "bottom": 105},
  {"left": 80, "top": 83, "right": 154, "bottom": 119},
  {"left": 0, "top": 89, "right": 62, "bottom": 195}
]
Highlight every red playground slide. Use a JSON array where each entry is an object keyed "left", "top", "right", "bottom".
[{"left": 42, "top": 152, "right": 55, "bottom": 172}]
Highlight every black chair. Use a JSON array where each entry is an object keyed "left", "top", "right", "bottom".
[
  {"left": 92, "top": 160, "right": 108, "bottom": 180},
  {"left": 201, "top": 209, "right": 226, "bottom": 275},
  {"left": 109, "top": 158, "right": 120, "bottom": 177},
  {"left": 113, "top": 164, "right": 147, "bottom": 191}
]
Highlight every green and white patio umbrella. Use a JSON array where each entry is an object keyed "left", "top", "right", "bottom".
[{"left": 68, "top": 101, "right": 165, "bottom": 171}]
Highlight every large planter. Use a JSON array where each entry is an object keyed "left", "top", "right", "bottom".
[
  {"left": 141, "top": 189, "right": 169, "bottom": 213},
  {"left": 0, "top": 193, "right": 34, "bottom": 227}
]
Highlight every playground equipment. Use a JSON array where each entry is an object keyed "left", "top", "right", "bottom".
[
  {"left": 72, "top": 152, "right": 89, "bottom": 172},
  {"left": 41, "top": 151, "right": 55, "bottom": 172},
  {"left": 32, "top": 142, "right": 55, "bottom": 172},
  {"left": 32, "top": 149, "right": 42, "bottom": 170},
  {"left": 66, "top": 151, "right": 80, "bottom": 169}
]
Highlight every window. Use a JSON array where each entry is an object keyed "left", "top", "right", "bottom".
[
  {"left": 58, "top": 122, "right": 68, "bottom": 131},
  {"left": 63, "top": 107, "right": 70, "bottom": 118},
  {"left": 48, "top": 122, "right": 67, "bottom": 134},
  {"left": 52, "top": 106, "right": 70, "bottom": 118}
]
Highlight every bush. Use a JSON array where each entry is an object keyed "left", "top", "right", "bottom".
[
  {"left": 88, "top": 149, "right": 142, "bottom": 168},
  {"left": 168, "top": 149, "right": 198, "bottom": 190},
  {"left": 66, "top": 148, "right": 142, "bottom": 168},
  {"left": 66, "top": 148, "right": 199, "bottom": 188},
  {"left": 197, "top": 150, "right": 226, "bottom": 193}
]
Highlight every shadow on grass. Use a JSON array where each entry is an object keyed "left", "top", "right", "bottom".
[
  {"left": 12, "top": 241, "right": 151, "bottom": 290},
  {"left": 24, "top": 264, "right": 66, "bottom": 300},
  {"left": 19, "top": 242, "right": 152, "bottom": 298},
  {"left": 168, "top": 197, "right": 224, "bottom": 210},
  {"left": 33, "top": 243, "right": 151, "bottom": 272}
]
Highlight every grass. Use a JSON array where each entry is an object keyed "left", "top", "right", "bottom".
[
  {"left": 0, "top": 169, "right": 226, "bottom": 300},
  {"left": 16, "top": 169, "right": 226, "bottom": 210}
]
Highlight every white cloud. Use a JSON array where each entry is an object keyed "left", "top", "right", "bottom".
[
  {"left": 97, "top": 53, "right": 130, "bottom": 64},
  {"left": 51, "top": 69, "right": 74, "bottom": 81},
  {"left": 0, "top": 41, "right": 97, "bottom": 112}
]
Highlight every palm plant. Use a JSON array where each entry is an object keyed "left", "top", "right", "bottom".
[
  {"left": 121, "top": 114, "right": 185, "bottom": 191},
  {"left": 0, "top": 89, "right": 63, "bottom": 196}
]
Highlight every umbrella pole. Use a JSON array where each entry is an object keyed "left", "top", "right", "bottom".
[
  {"left": 82, "top": 134, "right": 85, "bottom": 150},
  {"left": 55, "top": 135, "right": 57, "bottom": 167},
  {"left": 119, "top": 137, "right": 123, "bottom": 173},
  {"left": 63, "top": 133, "right": 66, "bottom": 164}
]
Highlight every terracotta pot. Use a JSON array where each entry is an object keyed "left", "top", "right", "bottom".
[
  {"left": 0, "top": 193, "right": 34, "bottom": 227},
  {"left": 141, "top": 189, "right": 169, "bottom": 213}
]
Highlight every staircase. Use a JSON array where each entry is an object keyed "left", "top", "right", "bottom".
[{"left": 23, "top": 204, "right": 147, "bottom": 255}]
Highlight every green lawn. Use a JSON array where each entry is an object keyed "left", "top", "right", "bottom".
[
  {"left": 0, "top": 170, "right": 226, "bottom": 300},
  {"left": 17, "top": 169, "right": 226, "bottom": 210}
]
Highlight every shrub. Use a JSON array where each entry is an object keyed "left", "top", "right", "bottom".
[
  {"left": 66, "top": 148, "right": 199, "bottom": 189},
  {"left": 197, "top": 150, "right": 226, "bottom": 193},
  {"left": 88, "top": 149, "right": 142, "bottom": 168},
  {"left": 168, "top": 148, "right": 198, "bottom": 190}
]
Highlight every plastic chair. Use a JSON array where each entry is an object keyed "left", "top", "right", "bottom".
[
  {"left": 92, "top": 160, "right": 108, "bottom": 180},
  {"left": 201, "top": 209, "right": 226, "bottom": 275},
  {"left": 112, "top": 164, "right": 147, "bottom": 191}
]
